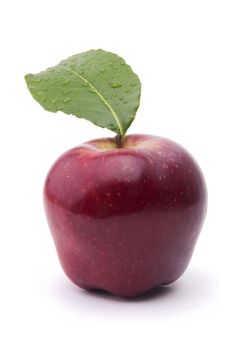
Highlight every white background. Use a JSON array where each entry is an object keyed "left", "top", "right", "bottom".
[{"left": 0, "top": 0, "right": 233, "bottom": 349}]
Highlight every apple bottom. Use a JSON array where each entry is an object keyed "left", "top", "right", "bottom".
[{"left": 46, "top": 202, "right": 203, "bottom": 298}]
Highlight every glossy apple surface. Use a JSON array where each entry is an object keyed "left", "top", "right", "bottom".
[{"left": 44, "top": 134, "right": 207, "bottom": 298}]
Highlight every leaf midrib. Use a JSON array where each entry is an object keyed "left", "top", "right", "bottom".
[{"left": 62, "top": 66, "right": 123, "bottom": 135}]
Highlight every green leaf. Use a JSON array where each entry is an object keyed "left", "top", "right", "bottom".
[{"left": 25, "top": 49, "right": 141, "bottom": 136}]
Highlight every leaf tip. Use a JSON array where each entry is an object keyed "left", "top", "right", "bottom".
[{"left": 24, "top": 73, "right": 33, "bottom": 85}]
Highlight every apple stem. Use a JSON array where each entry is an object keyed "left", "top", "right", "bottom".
[{"left": 115, "top": 134, "right": 124, "bottom": 148}]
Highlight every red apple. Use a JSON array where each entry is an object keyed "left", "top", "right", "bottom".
[{"left": 44, "top": 134, "right": 207, "bottom": 298}]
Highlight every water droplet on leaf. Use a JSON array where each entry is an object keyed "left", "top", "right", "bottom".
[
  {"left": 33, "top": 78, "right": 41, "bottom": 82},
  {"left": 130, "top": 81, "right": 136, "bottom": 87},
  {"left": 63, "top": 89, "right": 71, "bottom": 94},
  {"left": 63, "top": 97, "right": 71, "bottom": 103},
  {"left": 62, "top": 80, "right": 70, "bottom": 85},
  {"left": 110, "top": 82, "right": 122, "bottom": 88}
]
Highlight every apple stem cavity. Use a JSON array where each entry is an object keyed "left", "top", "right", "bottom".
[{"left": 115, "top": 134, "right": 125, "bottom": 148}]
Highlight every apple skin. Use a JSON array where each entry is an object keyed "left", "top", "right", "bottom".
[{"left": 44, "top": 134, "right": 207, "bottom": 298}]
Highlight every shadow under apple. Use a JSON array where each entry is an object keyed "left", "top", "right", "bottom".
[{"left": 51, "top": 267, "right": 219, "bottom": 319}]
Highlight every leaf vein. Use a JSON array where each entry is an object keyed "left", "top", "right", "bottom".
[{"left": 62, "top": 66, "right": 123, "bottom": 135}]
